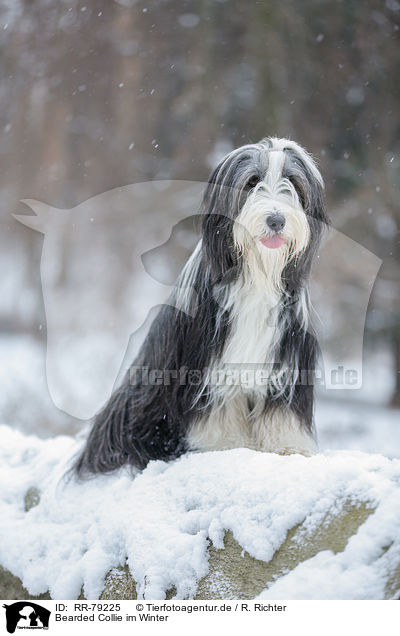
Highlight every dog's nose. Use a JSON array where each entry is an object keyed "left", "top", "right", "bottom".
[{"left": 266, "top": 213, "right": 286, "bottom": 232}]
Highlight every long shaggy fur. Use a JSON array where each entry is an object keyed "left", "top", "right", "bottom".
[{"left": 75, "top": 137, "right": 329, "bottom": 476}]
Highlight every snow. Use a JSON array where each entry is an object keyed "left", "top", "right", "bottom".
[
  {"left": 316, "top": 399, "right": 400, "bottom": 459},
  {"left": 0, "top": 424, "right": 399, "bottom": 600},
  {"left": 0, "top": 336, "right": 75, "bottom": 437},
  {"left": 0, "top": 332, "right": 399, "bottom": 600},
  {"left": 262, "top": 484, "right": 400, "bottom": 599}
]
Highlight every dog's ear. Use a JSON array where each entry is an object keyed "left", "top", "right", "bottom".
[
  {"left": 306, "top": 173, "right": 329, "bottom": 228},
  {"left": 201, "top": 160, "right": 242, "bottom": 285},
  {"left": 201, "top": 211, "right": 239, "bottom": 285},
  {"left": 283, "top": 156, "right": 329, "bottom": 293},
  {"left": 304, "top": 165, "right": 330, "bottom": 277},
  {"left": 286, "top": 148, "right": 329, "bottom": 228}
]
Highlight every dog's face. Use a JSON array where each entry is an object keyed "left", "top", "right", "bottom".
[{"left": 202, "top": 137, "right": 328, "bottom": 291}]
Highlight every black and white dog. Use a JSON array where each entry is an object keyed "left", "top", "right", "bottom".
[{"left": 75, "top": 137, "right": 329, "bottom": 476}]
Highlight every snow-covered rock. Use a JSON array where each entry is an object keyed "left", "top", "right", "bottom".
[{"left": 0, "top": 425, "right": 399, "bottom": 600}]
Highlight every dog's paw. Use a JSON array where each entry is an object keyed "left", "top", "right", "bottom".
[{"left": 275, "top": 446, "right": 316, "bottom": 457}]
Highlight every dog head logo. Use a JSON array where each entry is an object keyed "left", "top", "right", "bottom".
[
  {"left": 2, "top": 602, "right": 50, "bottom": 633},
  {"left": 13, "top": 180, "right": 381, "bottom": 420},
  {"left": 13, "top": 182, "right": 204, "bottom": 420}
]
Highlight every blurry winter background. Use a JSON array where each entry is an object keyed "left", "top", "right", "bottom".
[{"left": 0, "top": 0, "right": 399, "bottom": 455}]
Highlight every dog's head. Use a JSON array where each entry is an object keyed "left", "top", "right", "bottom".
[{"left": 202, "top": 137, "right": 329, "bottom": 292}]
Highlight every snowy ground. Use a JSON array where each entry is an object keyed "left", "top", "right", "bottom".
[
  {"left": 1, "top": 333, "right": 399, "bottom": 600},
  {"left": 0, "top": 425, "right": 399, "bottom": 600}
]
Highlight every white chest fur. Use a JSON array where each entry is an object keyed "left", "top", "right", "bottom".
[
  {"left": 186, "top": 279, "right": 317, "bottom": 457},
  {"left": 220, "top": 280, "right": 280, "bottom": 369}
]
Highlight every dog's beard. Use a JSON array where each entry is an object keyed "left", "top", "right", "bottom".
[{"left": 233, "top": 181, "right": 310, "bottom": 294}]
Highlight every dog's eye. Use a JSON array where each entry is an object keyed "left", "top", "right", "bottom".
[{"left": 246, "top": 175, "right": 260, "bottom": 189}]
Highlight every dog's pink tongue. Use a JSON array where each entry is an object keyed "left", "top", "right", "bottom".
[{"left": 261, "top": 236, "right": 286, "bottom": 249}]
